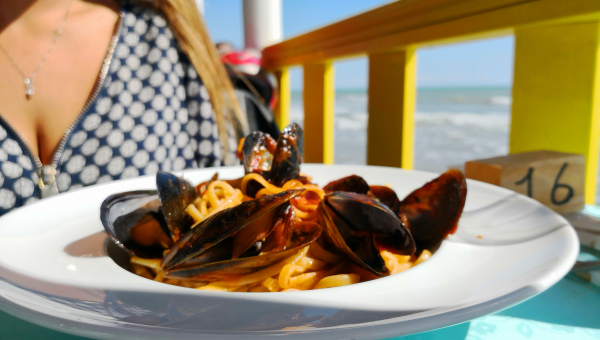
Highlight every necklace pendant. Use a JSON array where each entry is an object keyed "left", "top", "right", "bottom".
[{"left": 24, "top": 78, "right": 34, "bottom": 98}]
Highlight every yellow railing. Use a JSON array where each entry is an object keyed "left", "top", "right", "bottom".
[{"left": 262, "top": 0, "right": 600, "bottom": 204}]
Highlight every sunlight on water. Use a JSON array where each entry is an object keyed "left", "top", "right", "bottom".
[{"left": 290, "top": 88, "right": 511, "bottom": 169}]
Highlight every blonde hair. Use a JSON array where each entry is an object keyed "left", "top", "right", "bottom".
[{"left": 139, "top": 0, "right": 247, "bottom": 161}]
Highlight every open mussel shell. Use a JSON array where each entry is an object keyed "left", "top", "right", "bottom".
[
  {"left": 161, "top": 189, "right": 305, "bottom": 270},
  {"left": 270, "top": 123, "right": 304, "bottom": 187},
  {"left": 399, "top": 169, "right": 467, "bottom": 253},
  {"left": 100, "top": 190, "right": 172, "bottom": 258},
  {"left": 156, "top": 171, "right": 198, "bottom": 240},
  {"left": 164, "top": 220, "right": 321, "bottom": 282},
  {"left": 323, "top": 175, "right": 370, "bottom": 194},
  {"left": 318, "top": 192, "right": 415, "bottom": 276}
]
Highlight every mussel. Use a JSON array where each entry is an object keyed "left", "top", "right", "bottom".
[
  {"left": 101, "top": 190, "right": 172, "bottom": 259},
  {"left": 242, "top": 131, "right": 277, "bottom": 178},
  {"left": 156, "top": 171, "right": 198, "bottom": 240},
  {"left": 399, "top": 169, "right": 467, "bottom": 253},
  {"left": 323, "top": 175, "right": 370, "bottom": 195},
  {"left": 261, "top": 205, "right": 295, "bottom": 253},
  {"left": 101, "top": 171, "right": 201, "bottom": 259},
  {"left": 269, "top": 123, "right": 304, "bottom": 187},
  {"left": 239, "top": 123, "right": 305, "bottom": 196},
  {"left": 318, "top": 192, "right": 415, "bottom": 276},
  {"left": 165, "top": 221, "right": 321, "bottom": 282},
  {"left": 322, "top": 170, "right": 467, "bottom": 255},
  {"left": 162, "top": 189, "right": 305, "bottom": 270},
  {"left": 368, "top": 185, "right": 400, "bottom": 215},
  {"left": 161, "top": 189, "right": 322, "bottom": 281}
]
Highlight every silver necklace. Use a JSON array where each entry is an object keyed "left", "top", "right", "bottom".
[{"left": 0, "top": 0, "right": 74, "bottom": 99}]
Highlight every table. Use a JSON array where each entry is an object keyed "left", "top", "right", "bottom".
[{"left": 1, "top": 273, "right": 598, "bottom": 340}]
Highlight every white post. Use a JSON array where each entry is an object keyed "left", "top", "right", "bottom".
[
  {"left": 195, "top": 0, "right": 204, "bottom": 15},
  {"left": 243, "top": 0, "right": 283, "bottom": 50}
]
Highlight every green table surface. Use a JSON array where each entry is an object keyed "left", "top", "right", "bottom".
[{"left": 1, "top": 273, "right": 598, "bottom": 340}]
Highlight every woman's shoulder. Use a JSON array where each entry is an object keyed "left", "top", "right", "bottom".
[
  {"left": 117, "top": 1, "right": 188, "bottom": 61},
  {"left": 120, "top": 1, "right": 172, "bottom": 42},
  {"left": 110, "top": 0, "right": 198, "bottom": 82},
  {"left": 120, "top": 0, "right": 167, "bottom": 26}
]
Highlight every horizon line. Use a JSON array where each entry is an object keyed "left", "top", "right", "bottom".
[{"left": 289, "top": 85, "right": 512, "bottom": 92}]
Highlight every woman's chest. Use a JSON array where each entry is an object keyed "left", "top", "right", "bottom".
[
  {"left": 0, "top": 5, "right": 121, "bottom": 164},
  {"left": 0, "top": 67, "right": 218, "bottom": 216}
]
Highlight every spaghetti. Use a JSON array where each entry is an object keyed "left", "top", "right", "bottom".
[{"left": 129, "top": 172, "right": 432, "bottom": 292}]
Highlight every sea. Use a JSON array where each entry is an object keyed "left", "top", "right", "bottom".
[{"left": 288, "top": 87, "right": 600, "bottom": 204}]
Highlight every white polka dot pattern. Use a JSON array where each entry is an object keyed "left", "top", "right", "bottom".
[
  {"left": 25, "top": 197, "right": 39, "bottom": 205},
  {"left": 0, "top": 3, "right": 235, "bottom": 216},
  {"left": 13, "top": 178, "right": 34, "bottom": 197},
  {"left": 17, "top": 155, "right": 32, "bottom": 171},
  {"left": 0, "top": 189, "right": 16, "bottom": 209},
  {"left": 57, "top": 172, "right": 71, "bottom": 192},
  {"left": 2, "top": 161, "right": 23, "bottom": 179},
  {"left": 3, "top": 139, "right": 22, "bottom": 155},
  {"left": 80, "top": 165, "right": 100, "bottom": 184},
  {"left": 81, "top": 139, "right": 100, "bottom": 156},
  {"left": 66, "top": 155, "right": 86, "bottom": 174}
]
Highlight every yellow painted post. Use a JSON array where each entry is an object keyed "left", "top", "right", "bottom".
[
  {"left": 367, "top": 49, "right": 417, "bottom": 169},
  {"left": 274, "top": 69, "right": 290, "bottom": 130},
  {"left": 510, "top": 22, "right": 600, "bottom": 204},
  {"left": 303, "top": 62, "right": 335, "bottom": 164}
]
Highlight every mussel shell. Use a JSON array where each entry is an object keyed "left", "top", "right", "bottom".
[
  {"left": 318, "top": 192, "right": 415, "bottom": 276},
  {"left": 262, "top": 205, "right": 295, "bottom": 253},
  {"left": 231, "top": 203, "right": 288, "bottom": 259},
  {"left": 164, "top": 221, "right": 321, "bottom": 282},
  {"left": 368, "top": 185, "right": 401, "bottom": 215},
  {"left": 179, "top": 239, "right": 262, "bottom": 270},
  {"left": 242, "top": 131, "right": 274, "bottom": 177},
  {"left": 240, "top": 241, "right": 263, "bottom": 258},
  {"left": 399, "top": 169, "right": 467, "bottom": 253},
  {"left": 162, "top": 189, "right": 305, "bottom": 270},
  {"left": 100, "top": 190, "right": 171, "bottom": 258},
  {"left": 242, "top": 132, "right": 277, "bottom": 197},
  {"left": 170, "top": 237, "right": 234, "bottom": 268},
  {"left": 323, "top": 175, "right": 370, "bottom": 194},
  {"left": 156, "top": 171, "right": 197, "bottom": 240},
  {"left": 270, "top": 123, "right": 303, "bottom": 187}
]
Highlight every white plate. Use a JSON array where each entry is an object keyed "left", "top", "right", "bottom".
[{"left": 0, "top": 165, "right": 578, "bottom": 339}]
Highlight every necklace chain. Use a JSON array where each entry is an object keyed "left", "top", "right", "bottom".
[{"left": 0, "top": 0, "right": 74, "bottom": 98}]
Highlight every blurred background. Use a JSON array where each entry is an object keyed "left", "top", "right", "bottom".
[{"left": 205, "top": 0, "right": 598, "bottom": 199}]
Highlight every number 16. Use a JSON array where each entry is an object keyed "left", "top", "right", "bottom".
[{"left": 514, "top": 162, "right": 574, "bottom": 205}]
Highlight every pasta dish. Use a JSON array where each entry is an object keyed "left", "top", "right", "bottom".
[{"left": 101, "top": 123, "right": 467, "bottom": 293}]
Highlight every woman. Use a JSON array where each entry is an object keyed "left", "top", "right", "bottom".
[{"left": 0, "top": 0, "right": 246, "bottom": 216}]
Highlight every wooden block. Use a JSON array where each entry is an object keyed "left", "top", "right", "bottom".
[{"left": 465, "top": 150, "right": 585, "bottom": 213}]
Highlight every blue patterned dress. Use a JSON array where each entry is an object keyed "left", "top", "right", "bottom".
[{"left": 0, "top": 2, "right": 237, "bottom": 216}]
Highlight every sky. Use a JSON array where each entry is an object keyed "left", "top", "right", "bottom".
[{"left": 204, "top": 0, "right": 515, "bottom": 90}]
